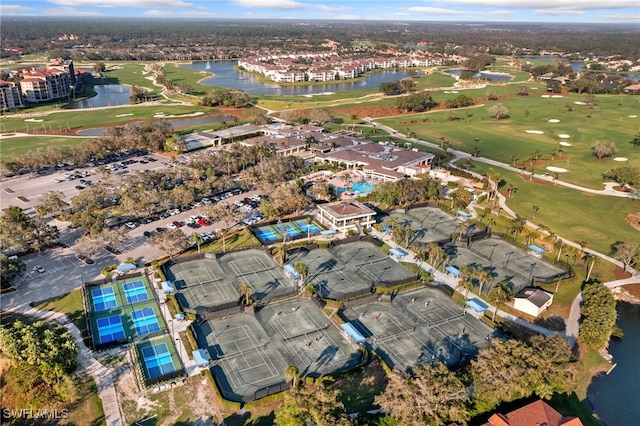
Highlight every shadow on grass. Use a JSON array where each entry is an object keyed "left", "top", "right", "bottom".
[{"left": 223, "top": 411, "right": 275, "bottom": 426}]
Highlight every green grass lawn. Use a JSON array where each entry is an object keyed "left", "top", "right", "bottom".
[
  {"left": 162, "top": 62, "right": 218, "bottom": 96},
  {"left": 469, "top": 162, "right": 637, "bottom": 254},
  {"left": 1, "top": 104, "right": 217, "bottom": 133},
  {"left": 378, "top": 93, "right": 640, "bottom": 189},
  {"left": 102, "top": 63, "right": 157, "bottom": 92},
  {"left": 0, "top": 135, "right": 93, "bottom": 162}
]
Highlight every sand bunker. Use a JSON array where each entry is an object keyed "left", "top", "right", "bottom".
[
  {"left": 153, "top": 112, "right": 204, "bottom": 118},
  {"left": 547, "top": 166, "right": 568, "bottom": 173},
  {"left": 559, "top": 142, "right": 572, "bottom": 146},
  {"left": 116, "top": 113, "right": 133, "bottom": 117},
  {"left": 444, "top": 90, "right": 459, "bottom": 94},
  {"left": 558, "top": 134, "right": 570, "bottom": 138},
  {"left": 614, "top": 157, "right": 628, "bottom": 162},
  {"left": 574, "top": 101, "right": 587, "bottom": 105},
  {"left": 541, "top": 95, "right": 550, "bottom": 98},
  {"left": 551, "top": 95, "right": 563, "bottom": 98},
  {"left": 526, "top": 130, "right": 544, "bottom": 134},
  {"left": 548, "top": 119, "right": 560, "bottom": 123},
  {"left": 629, "top": 115, "right": 638, "bottom": 118},
  {"left": 24, "top": 118, "right": 43, "bottom": 122}
]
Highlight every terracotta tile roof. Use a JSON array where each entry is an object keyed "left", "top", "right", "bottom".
[{"left": 483, "top": 400, "right": 583, "bottom": 426}]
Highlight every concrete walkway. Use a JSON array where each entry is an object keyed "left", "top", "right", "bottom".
[{"left": 5, "top": 303, "right": 124, "bottom": 426}]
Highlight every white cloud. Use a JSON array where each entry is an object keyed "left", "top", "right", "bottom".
[
  {"left": 234, "top": 0, "right": 305, "bottom": 10},
  {"left": 600, "top": 13, "right": 640, "bottom": 21},
  {"left": 439, "top": 0, "right": 639, "bottom": 10},
  {"left": 408, "top": 7, "right": 467, "bottom": 15},
  {"left": 144, "top": 9, "right": 214, "bottom": 17},
  {"left": 47, "top": 6, "right": 103, "bottom": 15},
  {"left": 534, "top": 9, "right": 585, "bottom": 15},
  {"left": 48, "top": 0, "right": 196, "bottom": 8},
  {"left": 317, "top": 4, "right": 350, "bottom": 13},
  {"left": 485, "top": 10, "right": 516, "bottom": 17},
  {"left": 0, "top": 4, "right": 34, "bottom": 13}
]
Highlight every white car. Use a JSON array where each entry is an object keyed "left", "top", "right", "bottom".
[
  {"left": 33, "top": 265, "right": 46, "bottom": 273},
  {"left": 125, "top": 222, "right": 137, "bottom": 229},
  {"left": 166, "top": 223, "right": 177, "bottom": 230},
  {"left": 53, "top": 178, "right": 65, "bottom": 183}
]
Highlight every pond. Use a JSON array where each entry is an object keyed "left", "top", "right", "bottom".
[
  {"left": 179, "top": 61, "right": 421, "bottom": 96},
  {"left": 444, "top": 69, "right": 512, "bottom": 81},
  {"left": 64, "top": 84, "right": 131, "bottom": 109},
  {"left": 587, "top": 302, "right": 640, "bottom": 426},
  {"left": 76, "top": 114, "right": 237, "bottom": 136}
]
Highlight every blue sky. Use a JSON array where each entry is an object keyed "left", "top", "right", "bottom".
[{"left": 2, "top": 0, "right": 638, "bottom": 23}]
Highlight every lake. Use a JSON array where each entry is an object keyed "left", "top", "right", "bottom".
[
  {"left": 76, "top": 114, "right": 237, "bottom": 136},
  {"left": 587, "top": 302, "right": 640, "bottom": 425},
  {"left": 64, "top": 84, "right": 131, "bottom": 109},
  {"left": 179, "top": 61, "right": 420, "bottom": 96}
]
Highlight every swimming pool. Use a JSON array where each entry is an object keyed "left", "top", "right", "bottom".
[{"left": 351, "top": 181, "right": 376, "bottom": 194}]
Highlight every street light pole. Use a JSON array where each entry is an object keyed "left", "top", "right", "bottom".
[
  {"left": 504, "top": 252, "right": 513, "bottom": 269},
  {"left": 529, "top": 263, "right": 536, "bottom": 284}
]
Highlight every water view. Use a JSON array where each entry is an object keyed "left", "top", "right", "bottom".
[
  {"left": 64, "top": 84, "right": 131, "bottom": 109},
  {"left": 179, "top": 61, "right": 420, "bottom": 96},
  {"left": 76, "top": 114, "right": 237, "bottom": 136},
  {"left": 587, "top": 302, "right": 640, "bottom": 425}
]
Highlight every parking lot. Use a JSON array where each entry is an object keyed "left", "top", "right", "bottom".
[{"left": 1, "top": 243, "right": 118, "bottom": 309}]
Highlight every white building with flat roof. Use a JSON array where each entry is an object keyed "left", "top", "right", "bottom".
[{"left": 316, "top": 200, "right": 376, "bottom": 233}]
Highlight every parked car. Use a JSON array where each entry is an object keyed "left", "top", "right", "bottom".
[
  {"left": 166, "top": 223, "right": 177, "bottom": 230},
  {"left": 125, "top": 221, "right": 137, "bottom": 229},
  {"left": 76, "top": 255, "right": 94, "bottom": 265},
  {"left": 53, "top": 178, "right": 65, "bottom": 183},
  {"left": 198, "top": 217, "right": 209, "bottom": 226},
  {"left": 33, "top": 265, "right": 46, "bottom": 273}
]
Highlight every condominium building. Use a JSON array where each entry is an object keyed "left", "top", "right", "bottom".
[{"left": 0, "top": 80, "right": 26, "bottom": 110}]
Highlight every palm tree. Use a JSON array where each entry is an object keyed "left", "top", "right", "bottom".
[
  {"left": 577, "top": 240, "right": 588, "bottom": 259},
  {"left": 414, "top": 248, "right": 428, "bottom": 270},
  {"left": 486, "top": 217, "right": 496, "bottom": 234},
  {"left": 584, "top": 253, "right": 598, "bottom": 282},
  {"left": 458, "top": 279, "right": 475, "bottom": 299},
  {"left": 284, "top": 364, "right": 300, "bottom": 389},
  {"left": 238, "top": 282, "right": 254, "bottom": 306},
  {"left": 293, "top": 262, "right": 308, "bottom": 285},
  {"left": 306, "top": 216, "right": 313, "bottom": 243},
  {"left": 190, "top": 232, "right": 204, "bottom": 254},
  {"left": 489, "top": 281, "right": 512, "bottom": 321},
  {"left": 273, "top": 243, "right": 288, "bottom": 266},
  {"left": 532, "top": 204, "right": 540, "bottom": 220},
  {"left": 554, "top": 238, "right": 566, "bottom": 262},
  {"left": 403, "top": 225, "right": 415, "bottom": 248},
  {"left": 474, "top": 269, "right": 493, "bottom": 295}
]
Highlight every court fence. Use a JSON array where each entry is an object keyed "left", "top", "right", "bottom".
[
  {"left": 183, "top": 303, "right": 242, "bottom": 320},
  {"left": 210, "top": 368, "right": 291, "bottom": 403},
  {"left": 489, "top": 233, "right": 574, "bottom": 276},
  {"left": 130, "top": 342, "right": 186, "bottom": 388}
]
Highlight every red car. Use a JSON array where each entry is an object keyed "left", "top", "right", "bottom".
[
  {"left": 198, "top": 217, "right": 209, "bottom": 226},
  {"left": 172, "top": 220, "right": 183, "bottom": 228}
]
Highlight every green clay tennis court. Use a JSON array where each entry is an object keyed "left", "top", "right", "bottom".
[
  {"left": 446, "top": 237, "right": 567, "bottom": 295},
  {"left": 194, "top": 299, "right": 360, "bottom": 402},
  {"left": 382, "top": 207, "right": 462, "bottom": 244},
  {"left": 288, "top": 241, "right": 416, "bottom": 300},
  {"left": 340, "top": 288, "right": 495, "bottom": 370},
  {"left": 194, "top": 314, "right": 289, "bottom": 402},
  {"left": 165, "top": 250, "right": 296, "bottom": 309},
  {"left": 165, "top": 258, "right": 238, "bottom": 310}
]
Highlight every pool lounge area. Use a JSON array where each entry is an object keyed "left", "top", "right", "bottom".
[{"left": 252, "top": 219, "right": 325, "bottom": 244}]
